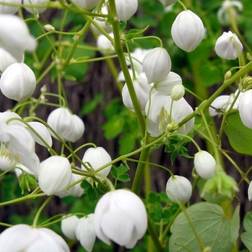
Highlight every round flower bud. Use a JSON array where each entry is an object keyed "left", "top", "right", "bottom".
[
  {"left": 0, "top": 63, "right": 36, "bottom": 101},
  {"left": 248, "top": 181, "right": 252, "bottom": 201},
  {"left": 0, "top": 224, "right": 70, "bottom": 251},
  {"left": 61, "top": 216, "right": 79, "bottom": 240},
  {"left": 27, "top": 122, "right": 52, "bottom": 148},
  {"left": 0, "top": 48, "right": 18, "bottom": 73},
  {"left": 23, "top": 0, "right": 49, "bottom": 14},
  {"left": 215, "top": 31, "right": 243, "bottom": 60},
  {"left": 75, "top": 214, "right": 96, "bottom": 252},
  {"left": 0, "top": 15, "right": 36, "bottom": 61},
  {"left": 159, "top": 0, "right": 177, "bottom": 6},
  {"left": 97, "top": 33, "right": 114, "bottom": 55},
  {"left": 94, "top": 189, "right": 147, "bottom": 249},
  {"left": 38, "top": 156, "right": 72, "bottom": 196},
  {"left": 82, "top": 147, "right": 112, "bottom": 177},
  {"left": 194, "top": 151, "right": 216, "bottom": 179},
  {"left": 155, "top": 71, "right": 182, "bottom": 96},
  {"left": 122, "top": 73, "right": 150, "bottom": 112},
  {"left": 143, "top": 47, "right": 172, "bottom": 83},
  {"left": 171, "top": 10, "right": 205, "bottom": 52},
  {"left": 44, "top": 24, "right": 55, "bottom": 32},
  {"left": 115, "top": 0, "right": 138, "bottom": 21},
  {"left": 238, "top": 90, "right": 252, "bottom": 128},
  {"left": 166, "top": 175, "right": 192, "bottom": 203},
  {"left": 171, "top": 84, "right": 185, "bottom": 100},
  {"left": 47, "top": 107, "right": 85, "bottom": 142},
  {"left": 0, "top": 0, "right": 21, "bottom": 14},
  {"left": 71, "top": 0, "right": 100, "bottom": 9}
]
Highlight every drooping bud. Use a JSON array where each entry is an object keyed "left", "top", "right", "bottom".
[
  {"left": 215, "top": 31, "right": 243, "bottom": 60},
  {"left": 115, "top": 0, "right": 138, "bottom": 21},
  {"left": 0, "top": 48, "right": 18, "bottom": 73},
  {"left": 238, "top": 90, "right": 252, "bottom": 128},
  {"left": 194, "top": 151, "right": 216, "bottom": 179},
  {"left": 61, "top": 215, "right": 80, "bottom": 240},
  {"left": 0, "top": 63, "right": 36, "bottom": 101},
  {"left": 97, "top": 33, "right": 114, "bottom": 55},
  {"left": 171, "top": 10, "right": 205, "bottom": 52},
  {"left": 166, "top": 175, "right": 192, "bottom": 203},
  {"left": 94, "top": 189, "right": 147, "bottom": 249},
  {"left": 143, "top": 47, "right": 171, "bottom": 83},
  {"left": 171, "top": 84, "right": 185, "bottom": 100}
]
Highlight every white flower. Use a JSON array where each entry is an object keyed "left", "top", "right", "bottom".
[
  {"left": 23, "top": 0, "right": 49, "bottom": 14},
  {"left": 0, "top": 15, "right": 36, "bottom": 61},
  {"left": 27, "top": 122, "right": 52, "bottom": 148},
  {"left": 0, "top": 224, "right": 70, "bottom": 251},
  {"left": 82, "top": 147, "right": 112, "bottom": 177},
  {"left": 97, "top": 33, "right": 114, "bottom": 55},
  {"left": 209, "top": 95, "right": 232, "bottom": 116},
  {"left": 122, "top": 73, "right": 151, "bottom": 112},
  {"left": 155, "top": 71, "right": 182, "bottom": 96},
  {"left": 47, "top": 107, "right": 85, "bottom": 142},
  {"left": 159, "top": 0, "right": 177, "bottom": 6},
  {"left": 194, "top": 151, "right": 216, "bottom": 179},
  {"left": 145, "top": 92, "right": 194, "bottom": 137},
  {"left": 94, "top": 189, "right": 147, "bottom": 249},
  {"left": 248, "top": 181, "right": 252, "bottom": 201},
  {"left": 166, "top": 175, "right": 192, "bottom": 203},
  {"left": 0, "top": 0, "right": 21, "bottom": 14},
  {"left": 171, "top": 10, "right": 205, "bottom": 52},
  {"left": 0, "top": 120, "right": 40, "bottom": 174},
  {"left": 61, "top": 215, "right": 80, "bottom": 240},
  {"left": 143, "top": 47, "right": 172, "bottom": 83},
  {"left": 115, "top": 0, "right": 138, "bottom": 21},
  {"left": 215, "top": 31, "right": 243, "bottom": 60},
  {"left": 38, "top": 156, "right": 72, "bottom": 196},
  {"left": 71, "top": 0, "right": 100, "bottom": 9},
  {"left": 76, "top": 214, "right": 96, "bottom": 252},
  {"left": 0, "top": 63, "right": 36, "bottom": 101},
  {"left": 0, "top": 48, "right": 18, "bottom": 73},
  {"left": 218, "top": 0, "right": 243, "bottom": 25},
  {"left": 238, "top": 90, "right": 252, "bottom": 129}
]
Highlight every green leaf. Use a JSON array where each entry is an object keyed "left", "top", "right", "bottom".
[
  {"left": 241, "top": 212, "right": 252, "bottom": 251},
  {"left": 169, "top": 202, "right": 240, "bottom": 252},
  {"left": 224, "top": 112, "right": 252, "bottom": 155},
  {"left": 80, "top": 93, "right": 103, "bottom": 116},
  {"left": 111, "top": 164, "right": 130, "bottom": 182},
  {"left": 102, "top": 116, "right": 125, "bottom": 140}
]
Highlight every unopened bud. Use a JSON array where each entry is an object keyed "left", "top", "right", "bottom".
[
  {"left": 171, "top": 84, "right": 185, "bottom": 100},
  {"left": 44, "top": 24, "right": 55, "bottom": 32}
]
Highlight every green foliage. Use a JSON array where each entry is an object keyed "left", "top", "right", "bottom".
[
  {"left": 111, "top": 164, "right": 130, "bottom": 183},
  {"left": 241, "top": 212, "right": 252, "bottom": 251},
  {"left": 169, "top": 203, "right": 240, "bottom": 252},
  {"left": 224, "top": 112, "right": 252, "bottom": 156}
]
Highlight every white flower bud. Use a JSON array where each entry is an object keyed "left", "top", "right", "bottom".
[
  {"left": 215, "top": 31, "right": 243, "bottom": 60},
  {"left": 248, "top": 181, "right": 252, "bottom": 201},
  {"left": 27, "top": 122, "right": 52, "bottom": 148},
  {"left": 0, "top": 48, "right": 18, "bottom": 73},
  {"left": 209, "top": 95, "right": 231, "bottom": 117},
  {"left": 38, "top": 156, "right": 72, "bottom": 196},
  {"left": 143, "top": 47, "right": 171, "bottom": 83},
  {"left": 171, "top": 84, "right": 185, "bottom": 100},
  {"left": 115, "top": 0, "right": 138, "bottom": 21},
  {"left": 194, "top": 151, "right": 216, "bottom": 179},
  {"left": 122, "top": 73, "right": 150, "bottom": 112},
  {"left": 97, "top": 33, "right": 114, "bottom": 55},
  {"left": 47, "top": 107, "right": 85, "bottom": 142},
  {"left": 171, "top": 10, "right": 205, "bottom": 52},
  {"left": 238, "top": 90, "right": 252, "bottom": 128},
  {"left": 159, "top": 0, "right": 177, "bottom": 6},
  {"left": 94, "top": 189, "right": 147, "bottom": 249},
  {"left": 0, "top": 15, "right": 36, "bottom": 61},
  {"left": 76, "top": 214, "right": 96, "bottom": 252},
  {"left": 44, "top": 24, "right": 55, "bottom": 32},
  {"left": 0, "top": 224, "right": 70, "bottom": 251},
  {"left": 71, "top": 0, "right": 100, "bottom": 9},
  {"left": 23, "top": 0, "right": 49, "bottom": 14},
  {"left": 155, "top": 71, "right": 182, "bottom": 96},
  {"left": 82, "top": 147, "right": 112, "bottom": 177},
  {"left": 166, "top": 175, "right": 192, "bottom": 203},
  {"left": 0, "top": 110, "right": 21, "bottom": 125},
  {"left": 0, "top": 0, "right": 21, "bottom": 14},
  {"left": 0, "top": 63, "right": 36, "bottom": 101},
  {"left": 61, "top": 215, "right": 79, "bottom": 240}
]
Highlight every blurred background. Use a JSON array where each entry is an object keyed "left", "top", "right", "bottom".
[{"left": 1, "top": 0, "right": 252, "bottom": 251}]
